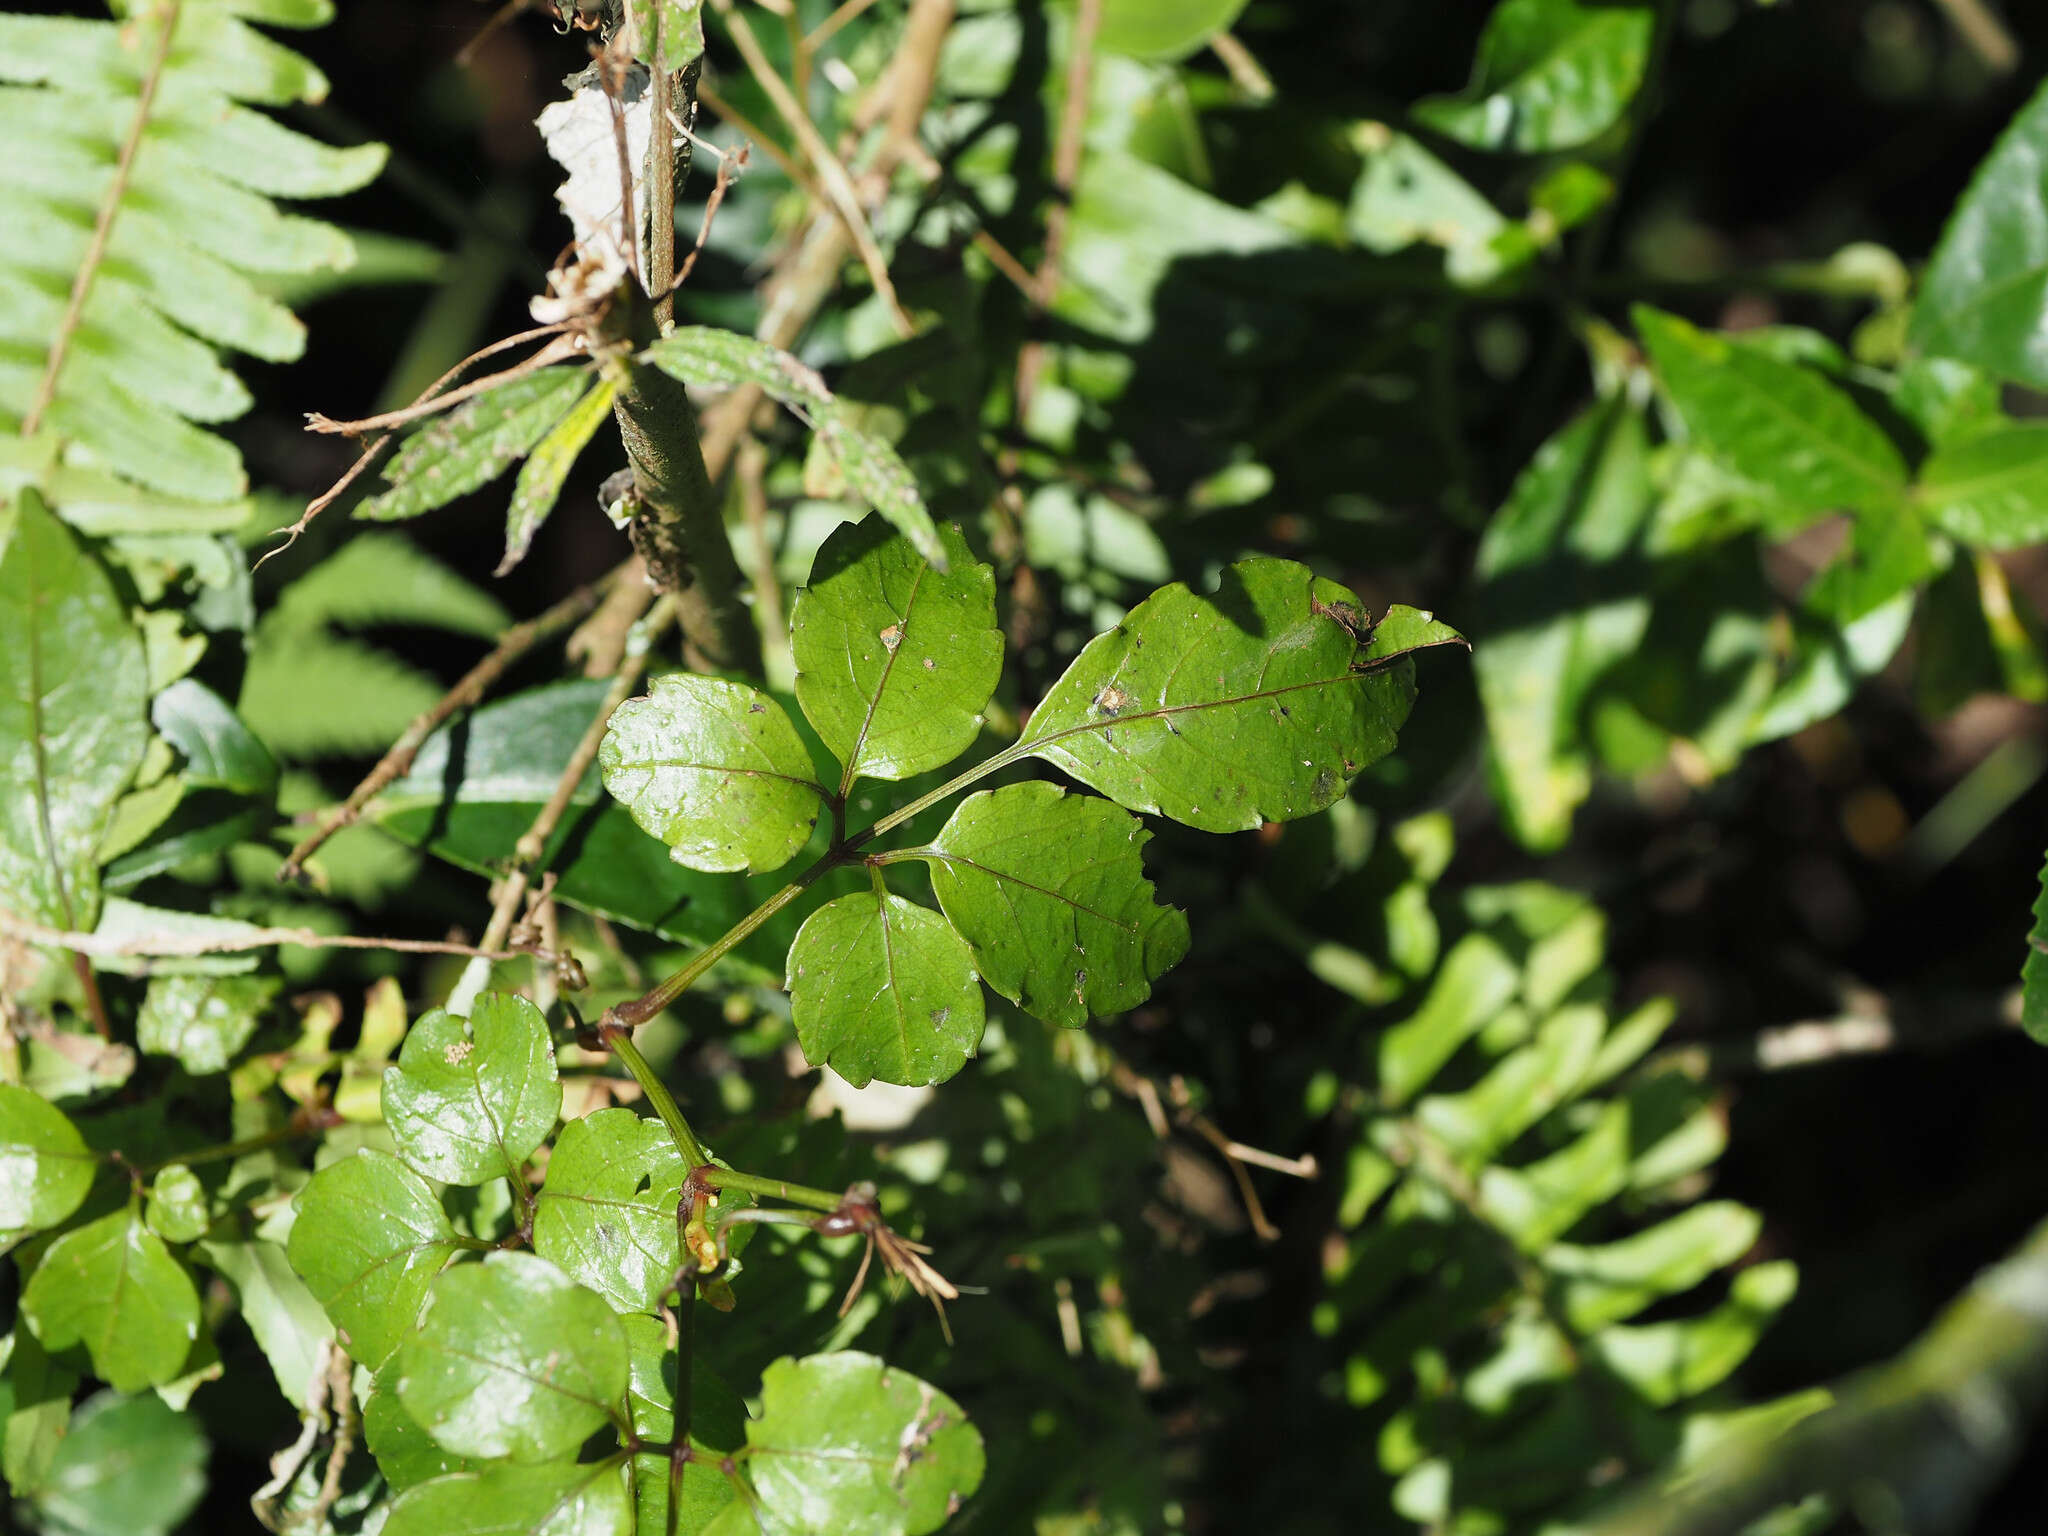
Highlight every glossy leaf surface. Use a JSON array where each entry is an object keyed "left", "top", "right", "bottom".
[
  {"left": 787, "top": 891, "right": 986, "bottom": 1087},
  {"left": 1917, "top": 422, "right": 2048, "bottom": 549},
  {"left": 791, "top": 520, "right": 1001, "bottom": 787},
  {"left": 0, "top": 1083, "right": 96, "bottom": 1242},
  {"left": 922, "top": 782, "right": 1189, "bottom": 1029},
  {"left": 22, "top": 1208, "right": 200, "bottom": 1393},
  {"left": 0, "top": 489, "right": 149, "bottom": 929},
  {"left": 396, "top": 1251, "right": 629, "bottom": 1462},
  {"left": 380, "top": 1461, "right": 634, "bottom": 1536},
  {"left": 135, "top": 973, "right": 275, "bottom": 1074},
  {"left": 601, "top": 674, "right": 826, "bottom": 874},
  {"left": 533, "top": 1108, "right": 687, "bottom": 1314},
  {"left": 1911, "top": 77, "right": 2048, "bottom": 390},
  {"left": 383, "top": 992, "right": 561, "bottom": 1186},
  {"left": 1413, "top": 0, "right": 1654, "bottom": 153},
  {"left": 743, "top": 1353, "right": 986, "bottom": 1536},
  {"left": 286, "top": 1149, "right": 460, "bottom": 1368},
  {"left": 1021, "top": 557, "right": 1456, "bottom": 831}
]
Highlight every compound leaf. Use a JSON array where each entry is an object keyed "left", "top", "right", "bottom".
[
  {"left": 743, "top": 1352, "right": 985, "bottom": 1536},
  {"left": 601, "top": 675, "right": 826, "bottom": 875},
  {"left": 921, "top": 782, "right": 1189, "bottom": 1030},
  {"left": 1020, "top": 557, "right": 1459, "bottom": 832},
  {"left": 0, "top": 489, "right": 149, "bottom": 930},
  {"left": 396, "top": 1251, "right": 628, "bottom": 1463},
  {"left": 791, "top": 520, "right": 1001, "bottom": 788},
  {"left": 1414, "top": 0, "right": 1654, "bottom": 153},
  {"left": 533, "top": 1108, "right": 687, "bottom": 1315},
  {"left": 22, "top": 1208, "right": 200, "bottom": 1393},
  {"left": 1911, "top": 76, "right": 2048, "bottom": 390},
  {"left": 383, "top": 993, "right": 561, "bottom": 1187},
  {"left": 0, "top": 1083, "right": 97, "bottom": 1244},
  {"left": 356, "top": 367, "right": 594, "bottom": 524},
  {"left": 286, "top": 1148, "right": 460, "bottom": 1368},
  {"left": 380, "top": 1461, "right": 634, "bottom": 1536},
  {"left": 787, "top": 892, "right": 986, "bottom": 1087}
]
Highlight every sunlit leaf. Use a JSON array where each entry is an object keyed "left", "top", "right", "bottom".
[
  {"left": 383, "top": 993, "right": 561, "bottom": 1187},
  {"left": 22, "top": 1208, "right": 201, "bottom": 1393},
  {"left": 286, "top": 1149, "right": 460, "bottom": 1369},
  {"left": 381, "top": 1460, "right": 633, "bottom": 1536},
  {"left": 1413, "top": 0, "right": 1654, "bottom": 153},
  {"left": 920, "top": 782, "right": 1188, "bottom": 1029},
  {"left": 533, "top": 1108, "right": 687, "bottom": 1315},
  {"left": 0, "top": 1083, "right": 97, "bottom": 1244}
]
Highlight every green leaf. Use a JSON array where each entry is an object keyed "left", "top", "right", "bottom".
[
  {"left": 1634, "top": 306, "right": 1908, "bottom": 524},
  {"left": 150, "top": 677, "right": 276, "bottom": 796},
  {"left": 2, "top": 1326, "right": 79, "bottom": 1496},
  {"left": 286, "top": 1149, "right": 460, "bottom": 1369},
  {"left": 639, "top": 330, "right": 945, "bottom": 569},
  {"left": 1550, "top": 1202, "right": 1763, "bottom": 1332},
  {"left": 136, "top": 973, "right": 278, "bottom": 1075},
  {"left": 1347, "top": 128, "right": 1514, "bottom": 286},
  {"left": 265, "top": 531, "right": 510, "bottom": 639},
  {"left": 0, "top": 489, "right": 149, "bottom": 929},
  {"left": 1377, "top": 934, "right": 1522, "bottom": 1107},
  {"left": 143, "top": 1166, "right": 209, "bottom": 1244},
  {"left": 1020, "top": 557, "right": 1459, "bottom": 832},
  {"left": 1917, "top": 422, "right": 2048, "bottom": 549},
  {"left": 0, "top": 1083, "right": 97, "bottom": 1244},
  {"left": 623, "top": 1313, "right": 744, "bottom": 1535},
  {"left": 533, "top": 1108, "right": 687, "bottom": 1315},
  {"left": 500, "top": 377, "right": 616, "bottom": 576},
  {"left": 1910, "top": 77, "right": 2048, "bottom": 390},
  {"left": 194, "top": 1234, "right": 335, "bottom": 1409},
  {"left": 600, "top": 675, "right": 827, "bottom": 875},
  {"left": 744, "top": 1353, "right": 985, "bottom": 1535},
  {"left": 1090, "top": 0, "right": 1249, "bottom": 61},
  {"left": 920, "top": 782, "right": 1189, "bottom": 1030},
  {"left": 383, "top": 993, "right": 561, "bottom": 1187},
  {"left": 2024, "top": 851, "right": 2048, "bottom": 1046},
  {"left": 363, "top": 1369, "right": 482, "bottom": 1491},
  {"left": 24, "top": 1390, "right": 207, "bottom": 1536},
  {"left": 1413, "top": 0, "right": 1653, "bottom": 153},
  {"left": 787, "top": 892, "right": 986, "bottom": 1088},
  {"left": 381, "top": 1461, "right": 634, "bottom": 1536},
  {"left": 396, "top": 1252, "right": 629, "bottom": 1462},
  {"left": 22, "top": 1209, "right": 200, "bottom": 1393},
  {"left": 791, "top": 520, "right": 1001, "bottom": 788},
  {"left": 1474, "top": 400, "right": 1655, "bottom": 851},
  {"left": 357, "top": 368, "right": 596, "bottom": 524},
  {"left": 1593, "top": 1260, "right": 1797, "bottom": 1405}
]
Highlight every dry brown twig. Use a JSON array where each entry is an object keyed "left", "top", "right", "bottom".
[{"left": 0, "top": 909, "right": 547, "bottom": 968}]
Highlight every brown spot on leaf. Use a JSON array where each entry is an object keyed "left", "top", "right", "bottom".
[{"left": 880, "top": 623, "right": 904, "bottom": 652}]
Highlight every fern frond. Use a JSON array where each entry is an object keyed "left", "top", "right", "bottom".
[
  {"left": 0, "top": 0, "right": 383, "bottom": 534},
  {"left": 239, "top": 636, "right": 444, "bottom": 760},
  {"left": 264, "top": 533, "right": 510, "bottom": 639}
]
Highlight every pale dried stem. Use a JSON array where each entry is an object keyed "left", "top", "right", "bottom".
[
  {"left": 305, "top": 333, "right": 581, "bottom": 436},
  {"left": 1208, "top": 29, "right": 1275, "bottom": 100},
  {"left": 0, "top": 911, "right": 541, "bottom": 966},
  {"left": 807, "top": 0, "right": 881, "bottom": 50},
  {"left": 280, "top": 573, "right": 614, "bottom": 879}
]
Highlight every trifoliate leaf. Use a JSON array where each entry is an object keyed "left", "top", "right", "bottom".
[
  {"left": 286, "top": 1149, "right": 460, "bottom": 1368},
  {"left": 396, "top": 1251, "right": 628, "bottom": 1462},
  {"left": 786, "top": 892, "right": 986, "bottom": 1088},
  {"left": 601, "top": 675, "right": 827, "bottom": 875},
  {"left": 791, "top": 520, "right": 1000, "bottom": 788},
  {"left": 1021, "top": 557, "right": 1460, "bottom": 831},
  {"left": 22, "top": 1208, "right": 201, "bottom": 1393},
  {"left": 921, "top": 783, "right": 1188, "bottom": 1029},
  {"left": 383, "top": 993, "right": 561, "bottom": 1187}
]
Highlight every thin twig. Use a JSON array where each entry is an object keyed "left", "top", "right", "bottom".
[
  {"left": 456, "top": 0, "right": 542, "bottom": 68},
  {"left": 694, "top": 81, "right": 817, "bottom": 207},
  {"left": 597, "top": 33, "right": 644, "bottom": 286},
  {"left": 709, "top": 0, "right": 914, "bottom": 335},
  {"left": 1207, "top": 29, "right": 1274, "bottom": 101},
  {"left": 0, "top": 911, "right": 540, "bottom": 964},
  {"left": 279, "top": 574, "right": 615, "bottom": 879},
  {"left": 475, "top": 596, "right": 679, "bottom": 959},
  {"left": 735, "top": 435, "right": 791, "bottom": 677},
  {"left": 23, "top": 0, "right": 179, "bottom": 436},
  {"left": 807, "top": 0, "right": 881, "bottom": 50},
  {"left": 1929, "top": 0, "right": 2020, "bottom": 72},
  {"left": 658, "top": 140, "right": 747, "bottom": 302},
  {"left": 258, "top": 322, "right": 576, "bottom": 570},
  {"left": 1014, "top": 0, "right": 1100, "bottom": 417},
  {"left": 305, "top": 334, "right": 582, "bottom": 437}
]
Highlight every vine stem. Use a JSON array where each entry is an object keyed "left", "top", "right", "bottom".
[
  {"left": 606, "top": 1028, "right": 709, "bottom": 1168},
  {"left": 666, "top": 1289, "right": 696, "bottom": 1536},
  {"left": 697, "top": 1167, "right": 845, "bottom": 1214}
]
